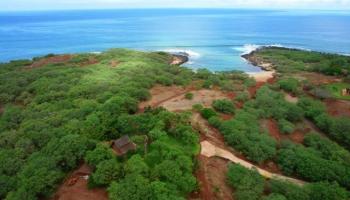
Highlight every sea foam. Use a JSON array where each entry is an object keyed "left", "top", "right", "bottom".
[
  {"left": 234, "top": 44, "right": 284, "bottom": 55},
  {"left": 162, "top": 49, "right": 201, "bottom": 59}
]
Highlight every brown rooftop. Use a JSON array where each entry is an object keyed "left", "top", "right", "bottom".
[{"left": 112, "top": 135, "right": 136, "bottom": 156}]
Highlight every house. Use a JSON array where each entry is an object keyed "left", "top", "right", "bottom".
[
  {"left": 111, "top": 135, "right": 137, "bottom": 156},
  {"left": 341, "top": 88, "right": 350, "bottom": 96}
]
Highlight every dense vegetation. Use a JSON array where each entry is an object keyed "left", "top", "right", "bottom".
[
  {"left": 227, "top": 163, "right": 349, "bottom": 200},
  {"left": 88, "top": 109, "right": 199, "bottom": 200},
  {"left": 252, "top": 47, "right": 350, "bottom": 76},
  {"left": 297, "top": 97, "right": 350, "bottom": 150},
  {"left": 0, "top": 50, "right": 200, "bottom": 199},
  {"left": 2, "top": 46, "right": 350, "bottom": 200}
]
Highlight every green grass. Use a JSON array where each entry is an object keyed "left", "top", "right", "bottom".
[{"left": 325, "top": 82, "right": 350, "bottom": 100}]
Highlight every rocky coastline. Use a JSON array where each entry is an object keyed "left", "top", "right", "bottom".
[
  {"left": 241, "top": 48, "right": 275, "bottom": 71},
  {"left": 170, "top": 53, "right": 189, "bottom": 65}
]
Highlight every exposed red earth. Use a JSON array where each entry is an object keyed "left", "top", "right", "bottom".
[{"left": 52, "top": 164, "right": 108, "bottom": 200}]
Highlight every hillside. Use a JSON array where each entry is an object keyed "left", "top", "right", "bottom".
[{"left": 1, "top": 48, "right": 350, "bottom": 200}]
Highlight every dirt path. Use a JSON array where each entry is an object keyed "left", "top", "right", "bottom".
[
  {"left": 285, "top": 93, "right": 298, "bottom": 103},
  {"left": 200, "top": 140, "right": 305, "bottom": 186},
  {"left": 190, "top": 113, "right": 235, "bottom": 200}
]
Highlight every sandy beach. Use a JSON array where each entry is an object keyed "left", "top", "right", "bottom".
[{"left": 247, "top": 71, "right": 275, "bottom": 82}]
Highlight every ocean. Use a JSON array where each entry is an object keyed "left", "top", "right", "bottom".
[{"left": 1, "top": 9, "right": 350, "bottom": 72}]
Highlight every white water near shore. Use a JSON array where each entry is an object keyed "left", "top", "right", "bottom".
[{"left": 162, "top": 48, "right": 201, "bottom": 65}]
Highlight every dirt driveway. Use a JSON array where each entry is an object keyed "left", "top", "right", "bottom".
[{"left": 201, "top": 140, "right": 305, "bottom": 186}]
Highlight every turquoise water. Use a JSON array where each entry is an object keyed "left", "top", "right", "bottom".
[{"left": 1, "top": 9, "right": 350, "bottom": 71}]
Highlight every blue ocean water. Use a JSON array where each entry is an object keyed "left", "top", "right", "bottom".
[{"left": 1, "top": 9, "right": 350, "bottom": 72}]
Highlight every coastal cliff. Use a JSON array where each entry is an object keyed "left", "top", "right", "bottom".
[{"left": 170, "top": 53, "right": 189, "bottom": 65}]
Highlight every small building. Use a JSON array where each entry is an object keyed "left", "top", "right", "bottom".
[
  {"left": 341, "top": 88, "right": 350, "bottom": 96},
  {"left": 111, "top": 135, "right": 137, "bottom": 156}
]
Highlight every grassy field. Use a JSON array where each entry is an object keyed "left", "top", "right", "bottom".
[{"left": 325, "top": 82, "right": 350, "bottom": 100}]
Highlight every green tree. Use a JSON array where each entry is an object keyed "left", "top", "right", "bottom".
[
  {"left": 124, "top": 155, "right": 149, "bottom": 176},
  {"left": 85, "top": 143, "right": 115, "bottom": 167},
  {"left": 108, "top": 174, "right": 151, "bottom": 200},
  {"left": 200, "top": 108, "right": 218, "bottom": 119},
  {"left": 91, "top": 159, "right": 121, "bottom": 186},
  {"left": 212, "top": 99, "right": 235, "bottom": 114},
  {"left": 307, "top": 181, "right": 348, "bottom": 200},
  {"left": 227, "top": 164, "right": 264, "bottom": 200}
]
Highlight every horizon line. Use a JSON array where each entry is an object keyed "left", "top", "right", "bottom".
[{"left": 1, "top": 7, "right": 350, "bottom": 12}]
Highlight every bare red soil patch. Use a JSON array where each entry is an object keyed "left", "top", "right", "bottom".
[
  {"left": 325, "top": 99, "right": 350, "bottom": 117},
  {"left": 28, "top": 55, "right": 72, "bottom": 69},
  {"left": 226, "top": 92, "right": 236, "bottom": 100},
  {"left": 249, "top": 82, "right": 265, "bottom": 97},
  {"left": 289, "top": 130, "right": 305, "bottom": 144},
  {"left": 262, "top": 119, "right": 282, "bottom": 142},
  {"left": 294, "top": 72, "right": 342, "bottom": 85},
  {"left": 262, "top": 119, "right": 308, "bottom": 144},
  {"left": 220, "top": 113, "right": 233, "bottom": 121},
  {"left": 189, "top": 155, "right": 214, "bottom": 200},
  {"left": 139, "top": 85, "right": 232, "bottom": 112},
  {"left": 52, "top": 163, "right": 108, "bottom": 200},
  {"left": 139, "top": 85, "right": 189, "bottom": 111},
  {"left": 190, "top": 156, "right": 233, "bottom": 200}
]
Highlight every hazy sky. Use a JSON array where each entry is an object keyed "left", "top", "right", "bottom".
[{"left": 1, "top": 0, "right": 350, "bottom": 11}]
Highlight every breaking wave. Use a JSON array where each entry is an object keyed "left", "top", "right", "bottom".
[
  {"left": 233, "top": 44, "right": 284, "bottom": 55},
  {"left": 162, "top": 49, "right": 201, "bottom": 59}
]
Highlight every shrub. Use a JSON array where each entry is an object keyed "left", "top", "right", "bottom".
[
  {"left": 192, "top": 104, "right": 203, "bottom": 111},
  {"left": 268, "top": 179, "right": 308, "bottom": 200},
  {"left": 278, "top": 119, "right": 295, "bottom": 134},
  {"left": 202, "top": 80, "right": 212, "bottom": 89},
  {"left": 297, "top": 97, "right": 326, "bottom": 119},
  {"left": 235, "top": 91, "right": 250, "bottom": 102},
  {"left": 277, "top": 143, "right": 350, "bottom": 189},
  {"left": 85, "top": 144, "right": 115, "bottom": 168},
  {"left": 185, "top": 92, "right": 194, "bottom": 100},
  {"left": 200, "top": 108, "right": 218, "bottom": 119},
  {"left": 303, "top": 133, "right": 350, "bottom": 165},
  {"left": 196, "top": 68, "right": 212, "bottom": 79},
  {"left": 220, "top": 110, "right": 276, "bottom": 163},
  {"left": 90, "top": 159, "right": 121, "bottom": 187},
  {"left": 262, "top": 194, "right": 287, "bottom": 200},
  {"left": 227, "top": 164, "right": 264, "bottom": 200},
  {"left": 306, "top": 181, "right": 348, "bottom": 200},
  {"left": 208, "top": 116, "right": 222, "bottom": 129},
  {"left": 212, "top": 99, "right": 235, "bottom": 114},
  {"left": 329, "top": 117, "right": 350, "bottom": 150},
  {"left": 278, "top": 78, "right": 299, "bottom": 95}
]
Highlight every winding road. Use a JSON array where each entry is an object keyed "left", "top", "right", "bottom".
[{"left": 200, "top": 140, "right": 306, "bottom": 186}]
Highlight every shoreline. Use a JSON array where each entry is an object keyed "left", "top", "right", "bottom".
[
  {"left": 241, "top": 47, "right": 276, "bottom": 82},
  {"left": 170, "top": 49, "right": 275, "bottom": 82},
  {"left": 170, "top": 53, "right": 189, "bottom": 65}
]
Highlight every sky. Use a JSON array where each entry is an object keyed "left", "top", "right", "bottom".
[{"left": 1, "top": 0, "right": 350, "bottom": 11}]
